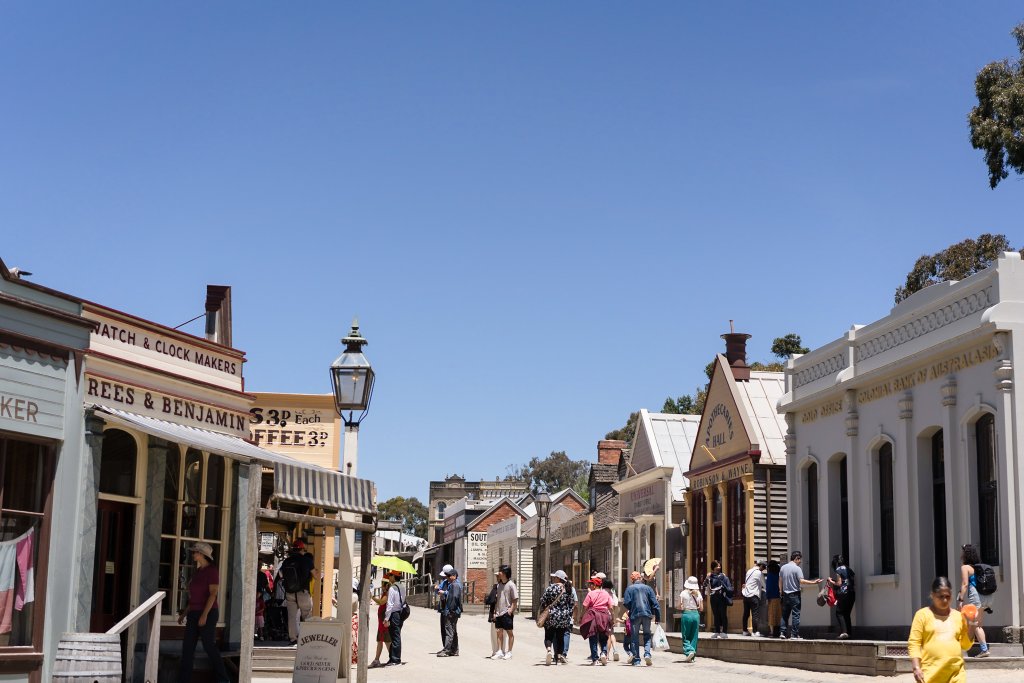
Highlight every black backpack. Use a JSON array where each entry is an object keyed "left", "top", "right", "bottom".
[
  {"left": 280, "top": 560, "right": 305, "bottom": 594},
  {"left": 974, "top": 564, "right": 997, "bottom": 595},
  {"left": 399, "top": 586, "right": 411, "bottom": 622}
]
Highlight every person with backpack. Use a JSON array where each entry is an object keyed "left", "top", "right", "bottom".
[
  {"left": 622, "top": 570, "right": 660, "bottom": 666},
  {"left": 384, "top": 571, "right": 408, "bottom": 666},
  {"left": 706, "top": 561, "right": 733, "bottom": 639},
  {"left": 827, "top": 554, "right": 856, "bottom": 639},
  {"left": 958, "top": 543, "right": 992, "bottom": 658},
  {"left": 276, "top": 539, "right": 319, "bottom": 645}
]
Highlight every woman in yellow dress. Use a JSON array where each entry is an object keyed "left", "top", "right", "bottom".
[{"left": 908, "top": 576, "right": 974, "bottom": 683}]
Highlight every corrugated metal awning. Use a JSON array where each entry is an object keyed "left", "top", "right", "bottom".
[
  {"left": 273, "top": 462, "right": 376, "bottom": 514},
  {"left": 91, "top": 404, "right": 377, "bottom": 516}
]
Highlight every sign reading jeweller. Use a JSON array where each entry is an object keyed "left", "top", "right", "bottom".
[
  {"left": 620, "top": 481, "right": 666, "bottom": 518},
  {"left": 293, "top": 621, "right": 346, "bottom": 682}
]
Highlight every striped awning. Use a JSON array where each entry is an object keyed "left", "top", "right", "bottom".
[
  {"left": 273, "top": 462, "right": 376, "bottom": 515},
  {"left": 92, "top": 405, "right": 377, "bottom": 516}
]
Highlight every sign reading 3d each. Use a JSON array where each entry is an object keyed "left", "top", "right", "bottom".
[
  {"left": 620, "top": 481, "right": 666, "bottom": 519},
  {"left": 248, "top": 395, "right": 340, "bottom": 470}
]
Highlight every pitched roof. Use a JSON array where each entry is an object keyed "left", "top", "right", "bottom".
[
  {"left": 735, "top": 371, "right": 788, "bottom": 466},
  {"left": 466, "top": 497, "right": 528, "bottom": 531},
  {"left": 589, "top": 463, "right": 618, "bottom": 484},
  {"left": 632, "top": 410, "right": 701, "bottom": 501}
]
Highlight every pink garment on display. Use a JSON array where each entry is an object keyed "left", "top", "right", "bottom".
[
  {"left": 0, "top": 529, "right": 35, "bottom": 634},
  {"left": 15, "top": 528, "right": 34, "bottom": 611}
]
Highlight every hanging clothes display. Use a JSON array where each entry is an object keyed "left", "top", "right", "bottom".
[{"left": 0, "top": 528, "right": 35, "bottom": 635}]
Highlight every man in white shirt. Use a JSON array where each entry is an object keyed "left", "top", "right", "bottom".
[
  {"left": 741, "top": 561, "right": 766, "bottom": 636},
  {"left": 384, "top": 572, "right": 405, "bottom": 666},
  {"left": 492, "top": 565, "right": 518, "bottom": 660}
]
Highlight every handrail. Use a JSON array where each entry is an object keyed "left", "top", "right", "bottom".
[
  {"left": 106, "top": 590, "right": 165, "bottom": 683},
  {"left": 106, "top": 590, "right": 165, "bottom": 635}
]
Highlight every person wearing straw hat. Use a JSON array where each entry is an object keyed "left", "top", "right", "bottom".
[
  {"left": 679, "top": 576, "right": 704, "bottom": 663},
  {"left": 176, "top": 542, "right": 230, "bottom": 683}
]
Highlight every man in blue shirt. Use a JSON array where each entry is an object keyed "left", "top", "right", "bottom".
[
  {"left": 434, "top": 564, "right": 453, "bottom": 653},
  {"left": 622, "top": 571, "right": 661, "bottom": 666},
  {"left": 437, "top": 568, "right": 463, "bottom": 657}
]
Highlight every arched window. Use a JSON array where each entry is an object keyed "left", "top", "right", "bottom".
[
  {"left": 437, "top": 502, "right": 446, "bottom": 520},
  {"left": 878, "top": 443, "right": 896, "bottom": 574},
  {"left": 806, "top": 462, "right": 819, "bottom": 579},
  {"left": 99, "top": 429, "right": 137, "bottom": 497},
  {"left": 931, "top": 431, "right": 947, "bottom": 576},
  {"left": 976, "top": 414, "right": 999, "bottom": 564}
]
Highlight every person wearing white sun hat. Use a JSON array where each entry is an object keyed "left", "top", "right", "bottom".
[{"left": 679, "top": 576, "right": 704, "bottom": 662}]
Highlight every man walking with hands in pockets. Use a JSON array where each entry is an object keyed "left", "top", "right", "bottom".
[{"left": 491, "top": 565, "right": 518, "bottom": 660}]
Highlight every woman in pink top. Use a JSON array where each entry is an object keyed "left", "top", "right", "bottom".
[{"left": 581, "top": 577, "right": 614, "bottom": 665}]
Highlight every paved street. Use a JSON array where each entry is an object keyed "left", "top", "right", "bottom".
[{"left": 253, "top": 606, "right": 1022, "bottom": 683}]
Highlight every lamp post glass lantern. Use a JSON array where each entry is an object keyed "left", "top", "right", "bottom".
[{"left": 330, "top": 319, "right": 375, "bottom": 426}]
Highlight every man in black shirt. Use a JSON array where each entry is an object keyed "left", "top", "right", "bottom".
[{"left": 277, "top": 539, "right": 320, "bottom": 644}]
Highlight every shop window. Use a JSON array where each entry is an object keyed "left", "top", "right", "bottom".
[
  {"left": 159, "top": 447, "right": 232, "bottom": 618},
  {"left": 727, "top": 480, "right": 746, "bottom": 589},
  {"left": 640, "top": 526, "right": 648, "bottom": 566},
  {"left": 0, "top": 436, "right": 54, "bottom": 650},
  {"left": 98, "top": 429, "right": 137, "bottom": 497},
  {"left": 878, "top": 443, "right": 896, "bottom": 574},
  {"left": 975, "top": 414, "right": 999, "bottom": 565},
  {"left": 712, "top": 488, "right": 723, "bottom": 568},
  {"left": 806, "top": 463, "right": 819, "bottom": 579},
  {"left": 931, "top": 431, "right": 947, "bottom": 576}
]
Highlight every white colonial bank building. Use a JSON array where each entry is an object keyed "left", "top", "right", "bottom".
[{"left": 779, "top": 252, "right": 1024, "bottom": 641}]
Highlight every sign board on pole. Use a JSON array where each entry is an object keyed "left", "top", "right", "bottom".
[
  {"left": 293, "top": 620, "right": 347, "bottom": 683},
  {"left": 467, "top": 532, "right": 488, "bottom": 569}
]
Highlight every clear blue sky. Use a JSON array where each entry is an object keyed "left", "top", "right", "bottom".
[{"left": 3, "top": 3, "right": 1021, "bottom": 503}]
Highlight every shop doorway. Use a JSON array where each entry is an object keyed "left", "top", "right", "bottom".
[{"left": 91, "top": 499, "right": 136, "bottom": 633}]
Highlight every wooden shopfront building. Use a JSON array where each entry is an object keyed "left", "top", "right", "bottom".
[{"left": 685, "top": 333, "right": 789, "bottom": 630}]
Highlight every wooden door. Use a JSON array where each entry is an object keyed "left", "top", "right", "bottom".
[{"left": 91, "top": 500, "right": 135, "bottom": 633}]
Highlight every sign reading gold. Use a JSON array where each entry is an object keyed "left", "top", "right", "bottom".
[
  {"left": 857, "top": 342, "right": 998, "bottom": 406},
  {"left": 800, "top": 399, "right": 844, "bottom": 424}
]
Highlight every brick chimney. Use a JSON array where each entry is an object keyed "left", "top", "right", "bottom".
[
  {"left": 205, "top": 285, "right": 233, "bottom": 347},
  {"left": 597, "top": 439, "right": 626, "bottom": 465},
  {"left": 721, "top": 320, "right": 751, "bottom": 382}
]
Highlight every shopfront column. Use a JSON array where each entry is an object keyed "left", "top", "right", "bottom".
[
  {"left": 704, "top": 486, "right": 714, "bottom": 571},
  {"left": 899, "top": 392, "right": 922, "bottom": 608},
  {"left": 717, "top": 482, "right": 729, "bottom": 574},
  {"left": 940, "top": 377, "right": 960, "bottom": 579},
  {"left": 993, "top": 332, "right": 1021, "bottom": 626},
  {"left": 76, "top": 412, "right": 105, "bottom": 630},
  {"left": 744, "top": 475, "right": 755, "bottom": 568},
  {"left": 132, "top": 437, "right": 170, "bottom": 677}
]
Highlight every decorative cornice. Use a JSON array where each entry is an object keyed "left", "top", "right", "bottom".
[
  {"left": 856, "top": 286, "right": 993, "bottom": 362},
  {"left": 995, "top": 360, "right": 1013, "bottom": 393},
  {"left": 794, "top": 352, "right": 847, "bottom": 388}
]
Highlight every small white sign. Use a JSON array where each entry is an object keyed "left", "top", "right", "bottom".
[
  {"left": 293, "top": 620, "right": 346, "bottom": 683},
  {"left": 467, "top": 532, "right": 488, "bottom": 569},
  {"left": 260, "top": 532, "right": 276, "bottom": 555}
]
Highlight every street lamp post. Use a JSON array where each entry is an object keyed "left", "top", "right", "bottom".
[
  {"left": 533, "top": 491, "right": 552, "bottom": 619},
  {"left": 330, "top": 319, "right": 375, "bottom": 683}
]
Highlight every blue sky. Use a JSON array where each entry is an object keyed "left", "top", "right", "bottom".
[{"left": 3, "top": 3, "right": 1022, "bottom": 503}]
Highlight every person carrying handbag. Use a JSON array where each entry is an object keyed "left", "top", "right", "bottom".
[
  {"left": 539, "top": 570, "right": 574, "bottom": 665},
  {"left": 707, "top": 561, "right": 733, "bottom": 638}
]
